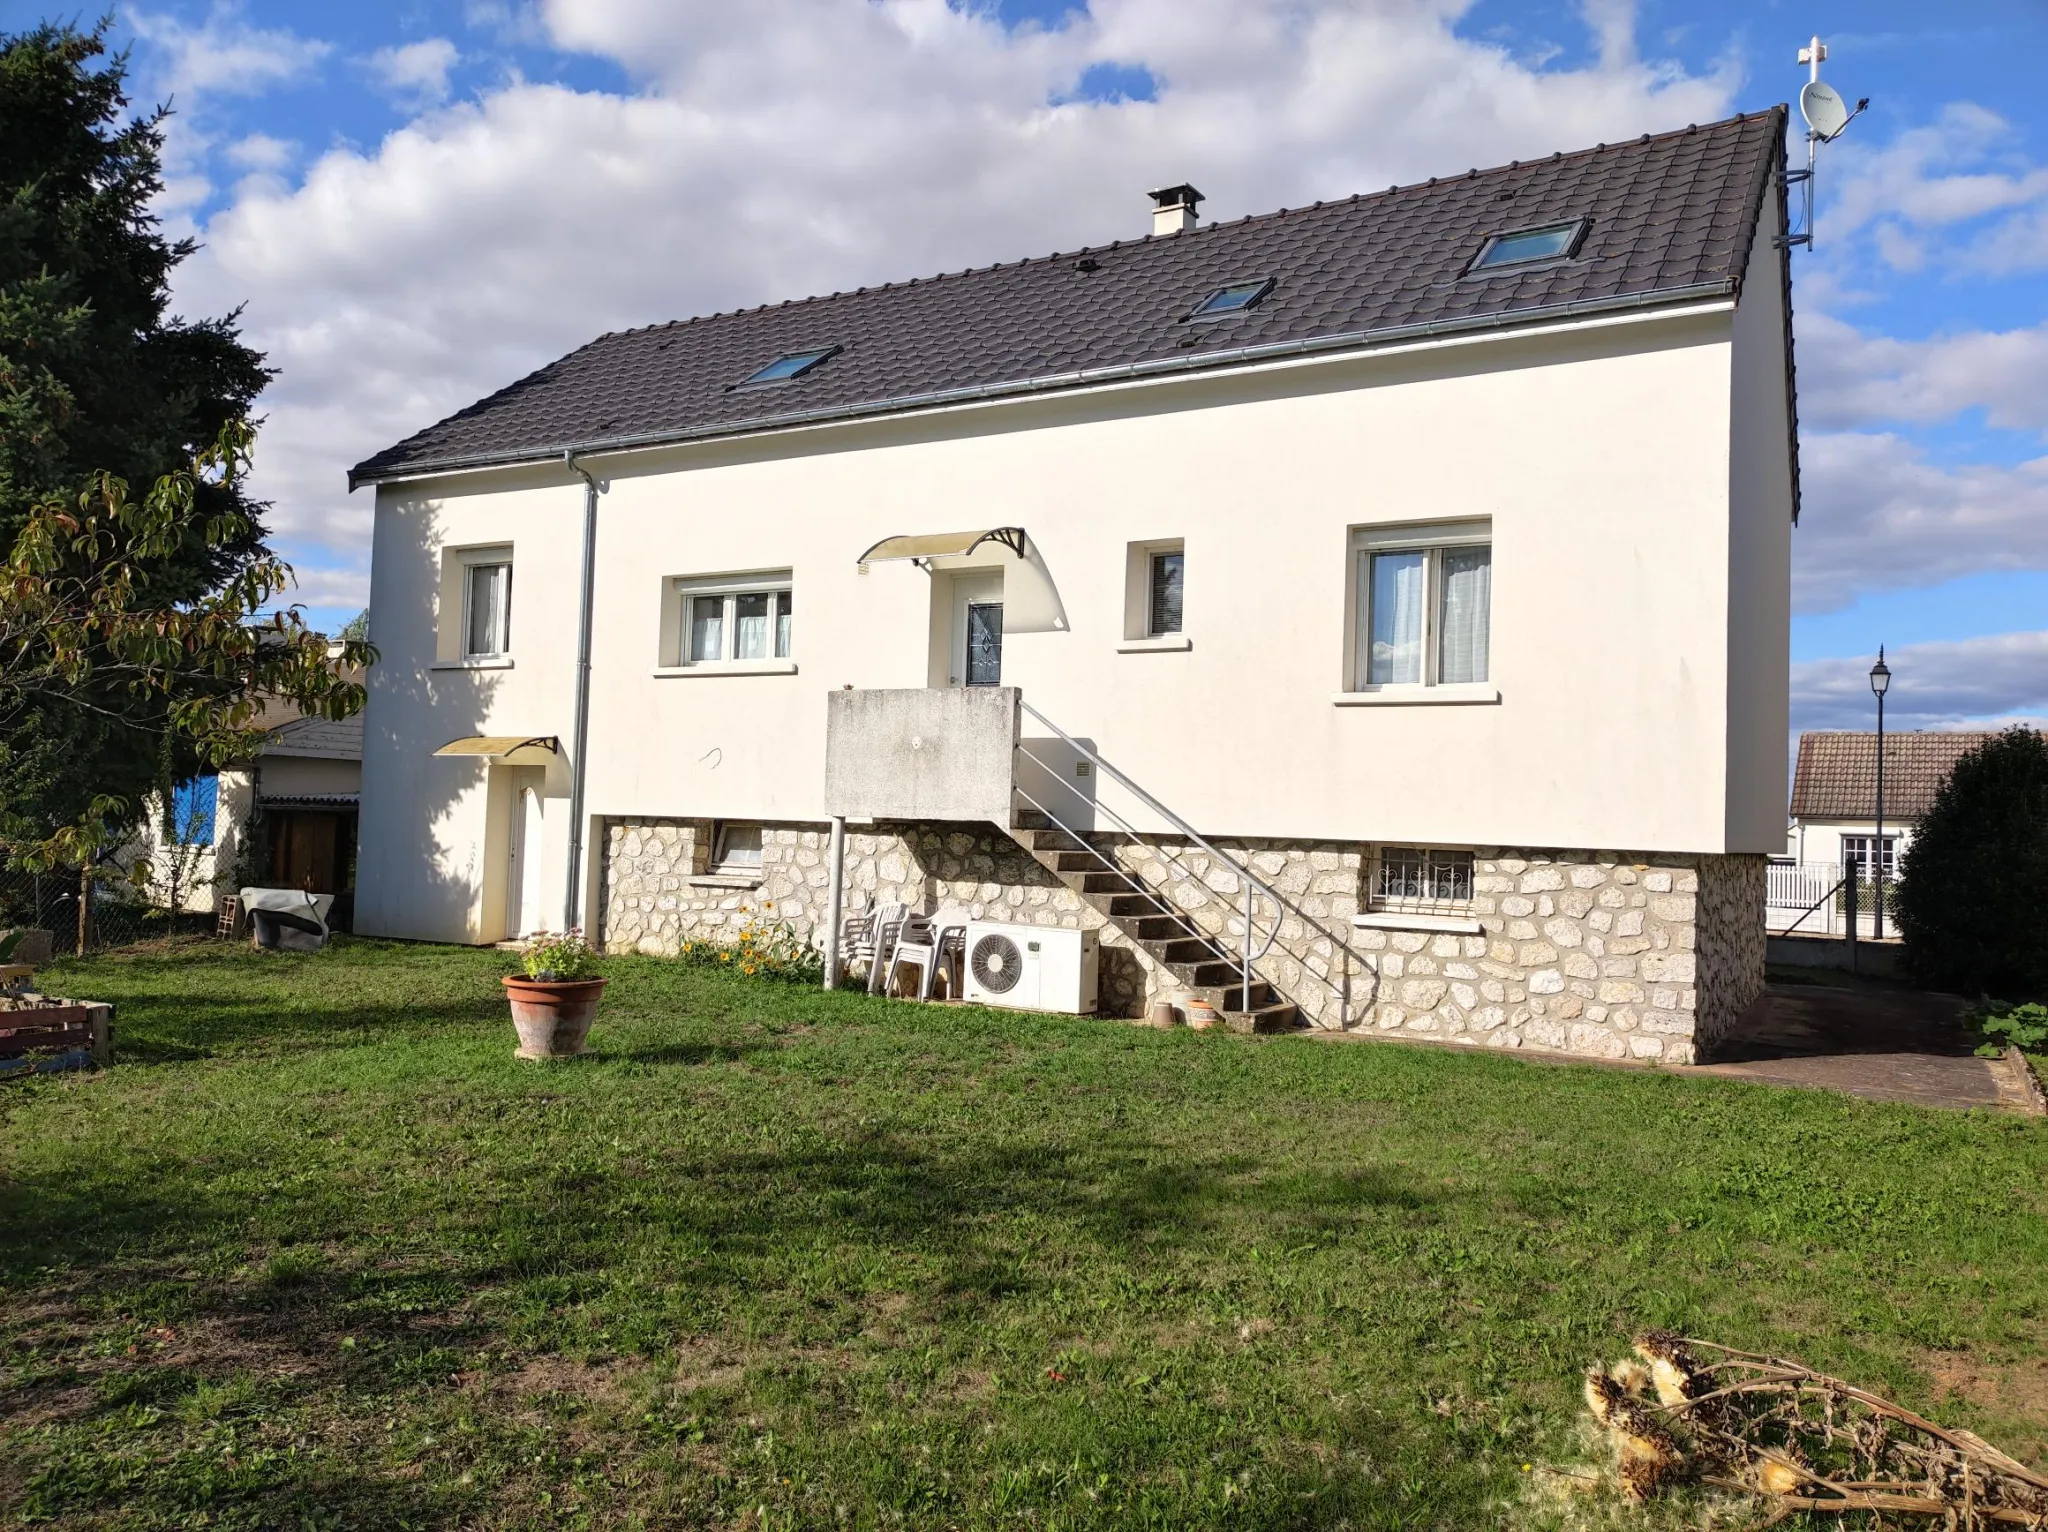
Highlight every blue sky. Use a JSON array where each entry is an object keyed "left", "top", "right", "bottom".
[{"left": 4, "top": 0, "right": 2044, "bottom": 736}]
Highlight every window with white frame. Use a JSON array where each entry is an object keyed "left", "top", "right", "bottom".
[
  {"left": 464, "top": 558, "right": 512, "bottom": 658},
  {"left": 674, "top": 572, "right": 793, "bottom": 665},
  {"left": 1840, "top": 835, "right": 1900, "bottom": 882},
  {"left": 1370, "top": 846, "right": 1475, "bottom": 914},
  {"left": 1352, "top": 521, "right": 1491, "bottom": 689},
  {"left": 711, "top": 822, "right": 763, "bottom": 874}
]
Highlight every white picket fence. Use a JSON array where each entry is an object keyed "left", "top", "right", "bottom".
[{"left": 1765, "top": 859, "right": 1895, "bottom": 938}]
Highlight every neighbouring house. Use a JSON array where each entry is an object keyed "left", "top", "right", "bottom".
[
  {"left": 124, "top": 711, "right": 364, "bottom": 923},
  {"left": 348, "top": 109, "right": 1798, "bottom": 1064},
  {"left": 1770, "top": 730, "right": 1993, "bottom": 935}
]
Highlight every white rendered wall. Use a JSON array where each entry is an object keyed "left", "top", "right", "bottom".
[
  {"left": 355, "top": 304, "right": 1787, "bottom": 940},
  {"left": 1724, "top": 193, "right": 1796, "bottom": 853}
]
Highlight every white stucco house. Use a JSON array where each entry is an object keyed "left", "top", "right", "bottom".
[
  {"left": 1769, "top": 730, "right": 1992, "bottom": 937},
  {"left": 125, "top": 713, "right": 364, "bottom": 920},
  {"left": 348, "top": 109, "right": 1798, "bottom": 1064}
]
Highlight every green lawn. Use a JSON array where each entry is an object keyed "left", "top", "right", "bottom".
[{"left": 2, "top": 939, "right": 2044, "bottom": 1530}]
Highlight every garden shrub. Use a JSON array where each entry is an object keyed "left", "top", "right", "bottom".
[
  {"left": 1893, "top": 727, "right": 2048, "bottom": 999},
  {"left": 679, "top": 903, "right": 822, "bottom": 983},
  {"left": 1970, "top": 1001, "right": 2048, "bottom": 1059}
]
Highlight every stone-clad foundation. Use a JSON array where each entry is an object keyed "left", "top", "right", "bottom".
[{"left": 598, "top": 816, "right": 1763, "bottom": 1065}]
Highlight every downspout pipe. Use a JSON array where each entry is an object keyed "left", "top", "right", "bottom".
[{"left": 562, "top": 450, "right": 601, "bottom": 933}]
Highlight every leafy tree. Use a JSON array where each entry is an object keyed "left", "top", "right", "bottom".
[
  {"left": 2, "top": 420, "right": 370, "bottom": 868},
  {"left": 340, "top": 608, "right": 369, "bottom": 643},
  {"left": 0, "top": 21, "right": 364, "bottom": 862},
  {"left": 1893, "top": 727, "right": 2048, "bottom": 1000}
]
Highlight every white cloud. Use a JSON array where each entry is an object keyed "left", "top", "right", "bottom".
[
  {"left": 1794, "top": 432, "right": 2048, "bottom": 613},
  {"left": 126, "top": 5, "right": 331, "bottom": 220},
  {"left": 127, "top": 4, "right": 332, "bottom": 100},
  {"left": 226, "top": 132, "right": 297, "bottom": 172},
  {"left": 170, "top": 0, "right": 1739, "bottom": 562},
  {"left": 1799, "top": 310, "right": 2048, "bottom": 437},
  {"left": 1792, "top": 631, "right": 2048, "bottom": 733},
  {"left": 271, "top": 563, "right": 371, "bottom": 614},
  {"left": 362, "top": 38, "right": 461, "bottom": 112},
  {"left": 1816, "top": 102, "right": 2048, "bottom": 277}
]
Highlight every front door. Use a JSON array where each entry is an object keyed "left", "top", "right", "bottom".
[
  {"left": 951, "top": 574, "right": 1003, "bottom": 687},
  {"left": 268, "top": 811, "right": 340, "bottom": 892},
  {"left": 506, "top": 783, "right": 545, "bottom": 939}
]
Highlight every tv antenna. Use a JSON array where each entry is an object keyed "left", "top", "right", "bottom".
[{"left": 1785, "top": 36, "right": 1868, "bottom": 250}]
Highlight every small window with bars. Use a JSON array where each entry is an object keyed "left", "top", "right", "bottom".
[{"left": 1370, "top": 846, "right": 1475, "bottom": 914}]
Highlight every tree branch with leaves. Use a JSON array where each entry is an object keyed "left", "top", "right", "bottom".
[{"left": 1, "top": 417, "right": 372, "bottom": 868}]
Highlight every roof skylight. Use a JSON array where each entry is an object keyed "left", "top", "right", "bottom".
[
  {"left": 1186, "top": 278, "right": 1273, "bottom": 321},
  {"left": 739, "top": 347, "right": 838, "bottom": 386},
  {"left": 1469, "top": 221, "right": 1585, "bottom": 273}
]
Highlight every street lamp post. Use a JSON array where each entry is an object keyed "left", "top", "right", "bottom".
[{"left": 1869, "top": 648, "right": 1891, "bottom": 941}]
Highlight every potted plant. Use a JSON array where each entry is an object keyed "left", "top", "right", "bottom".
[{"left": 503, "top": 930, "right": 605, "bottom": 1059}]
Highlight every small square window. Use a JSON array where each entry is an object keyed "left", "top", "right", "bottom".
[
  {"left": 712, "top": 822, "right": 763, "bottom": 873},
  {"left": 1469, "top": 221, "right": 1585, "bottom": 274},
  {"left": 738, "top": 347, "right": 837, "bottom": 386},
  {"left": 1187, "top": 278, "right": 1273, "bottom": 321}
]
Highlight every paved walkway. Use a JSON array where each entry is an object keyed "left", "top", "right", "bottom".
[{"left": 1684, "top": 981, "right": 2040, "bottom": 1113}]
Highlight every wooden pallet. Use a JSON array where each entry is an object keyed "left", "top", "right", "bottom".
[{"left": 0, "top": 1002, "right": 113, "bottom": 1079}]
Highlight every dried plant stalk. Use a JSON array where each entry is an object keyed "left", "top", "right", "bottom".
[{"left": 1570, "top": 1333, "right": 2048, "bottom": 1529}]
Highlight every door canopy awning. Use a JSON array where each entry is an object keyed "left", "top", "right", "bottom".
[
  {"left": 434, "top": 735, "right": 560, "bottom": 766},
  {"left": 855, "top": 526, "right": 1068, "bottom": 634}
]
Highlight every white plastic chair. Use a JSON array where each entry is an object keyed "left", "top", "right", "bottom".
[
  {"left": 886, "top": 906, "right": 973, "bottom": 1000},
  {"left": 862, "top": 901, "right": 911, "bottom": 994}
]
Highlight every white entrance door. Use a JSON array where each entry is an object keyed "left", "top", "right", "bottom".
[
  {"left": 950, "top": 573, "right": 1003, "bottom": 687},
  {"left": 507, "top": 784, "right": 545, "bottom": 938}
]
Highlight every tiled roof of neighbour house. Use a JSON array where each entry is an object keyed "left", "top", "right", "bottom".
[
  {"left": 1789, "top": 731, "right": 1997, "bottom": 822},
  {"left": 261, "top": 715, "right": 364, "bottom": 761},
  {"left": 350, "top": 108, "right": 1790, "bottom": 486}
]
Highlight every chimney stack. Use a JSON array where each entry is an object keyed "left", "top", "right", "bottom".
[{"left": 1147, "top": 183, "right": 1204, "bottom": 236}]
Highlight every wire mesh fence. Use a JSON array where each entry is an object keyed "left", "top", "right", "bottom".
[{"left": 0, "top": 857, "right": 211, "bottom": 955}]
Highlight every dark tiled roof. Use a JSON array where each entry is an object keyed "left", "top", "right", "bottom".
[
  {"left": 352, "top": 109, "right": 1787, "bottom": 484},
  {"left": 1790, "top": 732, "right": 1997, "bottom": 822}
]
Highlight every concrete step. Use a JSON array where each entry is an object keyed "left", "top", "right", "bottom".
[
  {"left": 1224, "top": 1001, "right": 1302, "bottom": 1035},
  {"left": 1181, "top": 979, "right": 1280, "bottom": 1011}
]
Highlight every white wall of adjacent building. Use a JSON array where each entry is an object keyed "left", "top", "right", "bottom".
[{"left": 355, "top": 267, "right": 1793, "bottom": 944}]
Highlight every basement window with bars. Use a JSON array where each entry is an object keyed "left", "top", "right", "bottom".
[{"left": 1370, "top": 846, "right": 1475, "bottom": 915}]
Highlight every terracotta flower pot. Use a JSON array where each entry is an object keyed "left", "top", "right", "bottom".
[{"left": 502, "top": 976, "right": 606, "bottom": 1059}]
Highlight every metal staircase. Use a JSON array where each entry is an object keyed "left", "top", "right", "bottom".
[{"left": 1007, "top": 702, "right": 1300, "bottom": 1033}]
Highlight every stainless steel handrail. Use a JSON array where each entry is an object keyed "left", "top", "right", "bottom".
[
  {"left": 1010, "top": 783, "right": 1220, "bottom": 951},
  {"left": 1017, "top": 701, "right": 1286, "bottom": 1005},
  {"left": 1014, "top": 746, "right": 1283, "bottom": 969},
  {"left": 1013, "top": 773, "right": 1278, "bottom": 1003}
]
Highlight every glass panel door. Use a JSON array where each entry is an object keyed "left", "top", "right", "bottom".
[{"left": 965, "top": 602, "right": 1004, "bottom": 686}]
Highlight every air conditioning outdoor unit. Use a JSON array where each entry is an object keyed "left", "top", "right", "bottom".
[{"left": 961, "top": 922, "right": 1099, "bottom": 1014}]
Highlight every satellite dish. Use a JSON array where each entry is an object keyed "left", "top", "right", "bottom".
[{"left": 1801, "top": 80, "right": 1850, "bottom": 140}]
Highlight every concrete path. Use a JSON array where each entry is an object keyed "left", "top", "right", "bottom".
[{"left": 1684, "top": 981, "right": 2040, "bottom": 1113}]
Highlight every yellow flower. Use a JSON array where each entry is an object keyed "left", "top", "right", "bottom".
[{"left": 719, "top": 952, "right": 730, "bottom": 963}]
